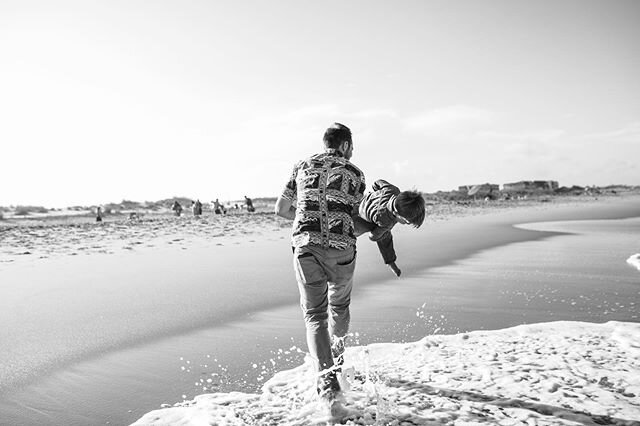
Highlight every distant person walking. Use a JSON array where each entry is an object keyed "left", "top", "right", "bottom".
[
  {"left": 171, "top": 201, "right": 183, "bottom": 217},
  {"left": 353, "top": 179, "right": 426, "bottom": 277},
  {"left": 275, "top": 123, "right": 366, "bottom": 405},
  {"left": 212, "top": 199, "right": 225, "bottom": 215},
  {"left": 244, "top": 196, "right": 255, "bottom": 213},
  {"left": 96, "top": 206, "right": 103, "bottom": 222},
  {"left": 192, "top": 199, "right": 203, "bottom": 216}
]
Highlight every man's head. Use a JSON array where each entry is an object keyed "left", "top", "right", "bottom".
[
  {"left": 323, "top": 123, "right": 353, "bottom": 160},
  {"left": 394, "top": 190, "right": 426, "bottom": 228}
]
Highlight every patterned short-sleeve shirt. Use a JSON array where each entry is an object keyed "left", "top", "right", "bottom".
[{"left": 281, "top": 149, "right": 366, "bottom": 250}]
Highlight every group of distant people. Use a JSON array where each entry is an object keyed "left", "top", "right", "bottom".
[
  {"left": 170, "top": 196, "right": 255, "bottom": 217},
  {"left": 95, "top": 196, "right": 257, "bottom": 222}
]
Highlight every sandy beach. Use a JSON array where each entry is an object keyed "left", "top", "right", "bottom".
[
  {"left": 1, "top": 193, "right": 639, "bottom": 425},
  {"left": 3, "top": 1, "right": 640, "bottom": 424}
]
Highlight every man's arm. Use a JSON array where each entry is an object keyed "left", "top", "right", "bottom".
[
  {"left": 276, "top": 162, "right": 299, "bottom": 220},
  {"left": 275, "top": 196, "right": 296, "bottom": 220},
  {"left": 372, "top": 179, "right": 398, "bottom": 192}
]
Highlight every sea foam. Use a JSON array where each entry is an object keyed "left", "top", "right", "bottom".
[
  {"left": 626, "top": 253, "right": 640, "bottom": 271},
  {"left": 133, "top": 321, "right": 640, "bottom": 425}
]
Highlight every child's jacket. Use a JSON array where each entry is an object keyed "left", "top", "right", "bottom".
[{"left": 357, "top": 179, "right": 399, "bottom": 264}]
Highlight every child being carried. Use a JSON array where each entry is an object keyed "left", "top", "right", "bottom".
[{"left": 354, "top": 179, "right": 426, "bottom": 277}]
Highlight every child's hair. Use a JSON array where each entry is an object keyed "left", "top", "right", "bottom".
[{"left": 396, "top": 190, "right": 426, "bottom": 228}]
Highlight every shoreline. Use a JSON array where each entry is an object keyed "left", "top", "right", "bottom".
[{"left": 2, "top": 195, "right": 640, "bottom": 393}]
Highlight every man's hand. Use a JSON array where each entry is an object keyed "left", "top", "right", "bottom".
[{"left": 388, "top": 262, "right": 401, "bottom": 277}]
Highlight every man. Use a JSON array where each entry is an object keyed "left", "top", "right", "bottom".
[
  {"left": 275, "top": 123, "right": 366, "bottom": 402},
  {"left": 244, "top": 196, "right": 255, "bottom": 213},
  {"left": 192, "top": 199, "right": 203, "bottom": 216},
  {"left": 212, "top": 199, "right": 225, "bottom": 215}
]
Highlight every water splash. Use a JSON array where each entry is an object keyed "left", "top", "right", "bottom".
[{"left": 626, "top": 253, "right": 640, "bottom": 271}]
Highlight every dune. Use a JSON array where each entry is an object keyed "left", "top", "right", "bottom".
[{"left": 132, "top": 321, "right": 640, "bottom": 425}]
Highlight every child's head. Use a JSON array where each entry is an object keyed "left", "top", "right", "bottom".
[{"left": 395, "top": 190, "right": 425, "bottom": 228}]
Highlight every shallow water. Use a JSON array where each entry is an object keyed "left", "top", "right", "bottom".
[
  {"left": 1, "top": 216, "right": 638, "bottom": 425},
  {"left": 358, "top": 217, "right": 640, "bottom": 343}
]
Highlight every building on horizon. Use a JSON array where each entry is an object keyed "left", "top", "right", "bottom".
[
  {"left": 502, "top": 180, "right": 559, "bottom": 193},
  {"left": 458, "top": 183, "right": 500, "bottom": 199}
]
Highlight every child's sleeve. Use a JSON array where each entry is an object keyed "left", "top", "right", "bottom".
[{"left": 375, "top": 232, "right": 397, "bottom": 265}]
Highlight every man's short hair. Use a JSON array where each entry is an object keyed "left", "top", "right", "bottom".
[
  {"left": 323, "top": 123, "right": 352, "bottom": 149},
  {"left": 396, "top": 190, "right": 426, "bottom": 228}
]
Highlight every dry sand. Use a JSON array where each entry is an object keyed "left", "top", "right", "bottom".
[
  {"left": 0, "top": 211, "right": 291, "bottom": 264},
  {"left": 1, "top": 194, "right": 634, "bottom": 265}
]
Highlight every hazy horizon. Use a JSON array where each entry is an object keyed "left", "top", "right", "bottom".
[
  {"left": 2, "top": 181, "right": 637, "bottom": 211},
  {"left": 2, "top": 0, "right": 639, "bottom": 207}
]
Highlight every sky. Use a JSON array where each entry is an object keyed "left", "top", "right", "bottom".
[{"left": 1, "top": 0, "right": 639, "bottom": 207}]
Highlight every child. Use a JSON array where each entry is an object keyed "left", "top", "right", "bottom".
[{"left": 353, "top": 179, "right": 425, "bottom": 277}]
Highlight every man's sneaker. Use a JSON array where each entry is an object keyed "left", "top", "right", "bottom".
[
  {"left": 317, "top": 369, "right": 341, "bottom": 401},
  {"left": 331, "top": 337, "right": 345, "bottom": 369}
]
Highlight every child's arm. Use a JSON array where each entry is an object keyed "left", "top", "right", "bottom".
[
  {"left": 375, "top": 232, "right": 401, "bottom": 277},
  {"left": 353, "top": 214, "right": 376, "bottom": 237},
  {"left": 368, "top": 225, "right": 388, "bottom": 241},
  {"left": 387, "top": 261, "right": 401, "bottom": 277},
  {"left": 371, "top": 179, "right": 398, "bottom": 193}
]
